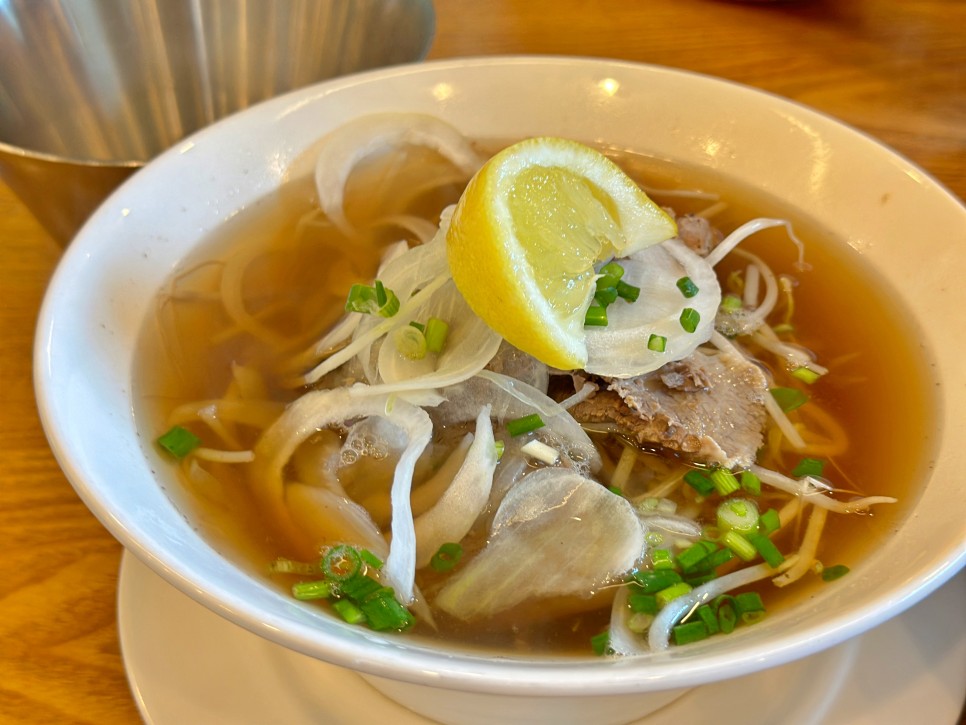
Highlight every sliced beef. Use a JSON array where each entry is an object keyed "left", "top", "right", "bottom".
[{"left": 570, "top": 350, "right": 768, "bottom": 468}]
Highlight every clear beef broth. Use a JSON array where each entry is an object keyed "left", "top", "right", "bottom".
[{"left": 136, "top": 141, "right": 935, "bottom": 655}]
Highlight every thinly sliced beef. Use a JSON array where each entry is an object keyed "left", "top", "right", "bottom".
[{"left": 570, "top": 350, "right": 768, "bottom": 468}]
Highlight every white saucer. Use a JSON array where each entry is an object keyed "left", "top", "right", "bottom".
[{"left": 118, "top": 552, "right": 965, "bottom": 724}]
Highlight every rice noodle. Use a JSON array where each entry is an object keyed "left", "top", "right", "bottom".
[{"left": 192, "top": 448, "right": 255, "bottom": 464}]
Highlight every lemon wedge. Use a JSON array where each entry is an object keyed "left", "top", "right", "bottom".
[{"left": 445, "top": 137, "right": 676, "bottom": 369}]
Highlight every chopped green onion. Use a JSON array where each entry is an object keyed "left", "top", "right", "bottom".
[
  {"left": 721, "top": 294, "right": 743, "bottom": 313},
  {"left": 656, "top": 582, "right": 693, "bottom": 608},
  {"left": 332, "top": 598, "right": 367, "bottom": 624},
  {"left": 393, "top": 325, "right": 427, "bottom": 360},
  {"left": 770, "top": 386, "right": 809, "bottom": 412},
  {"left": 358, "top": 590, "right": 414, "bottom": 631},
  {"left": 758, "top": 508, "right": 781, "bottom": 536},
  {"left": 430, "top": 542, "right": 464, "bottom": 573},
  {"left": 722, "top": 530, "right": 757, "bottom": 561},
  {"left": 607, "top": 485, "right": 623, "bottom": 496},
  {"left": 697, "top": 604, "right": 720, "bottom": 635},
  {"left": 631, "top": 569, "right": 683, "bottom": 593},
  {"left": 647, "top": 334, "right": 667, "bottom": 353},
  {"left": 684, "top": 469, "right": 716, "bottom": 496},
  {"left": 408, "top": 320, "right": 425, "bottom": 332},
  {"left": 714, "top": 594, "right": 738, "bottom": 634},
  {"left": 345, "top": 281, "right": 399, "bottom": 317},
  {"left": 821, "top": 564, "right": 850, "bottom": 582},
  {"left": 747, "top": 533, "right": 785, "bottom": 568},
  {"left": 157, "top": 425, "right": 201, "bottom": 459},
  {"left": 676, "top": 276, "right": 700, "bottom": 298},
  {"left": 735, "top": 592, "right": 765, "bottom": 615},
  {"left": 687, "top": 547, "right": 734, "bottom": 575},
  {"left": 292, "top": 580, "right": 333, "bottom": 600},
  {"left": 584, "top": 304, "right": 608, "bottom": 327},
  {"left": 629, "top": 592, "right": 659, "bottom": 614},
  {"left": 360, "top": 549, "right": 384, "bottom": 569},
  {"left": 676, "top": 542, "right": 712, "bottom": 572},
  {"left": 493, "top": 440, "right": 505, "bottom": 460},
  {"left": 323, "top": 545, "right": 363, "bottom": 582},
  {"left": 792, "top": 457, "right": 825, "bottom": 478},
  {"left": 595, "top": 286, "right": 619, "bottom": 306},
  {"left": 506, "top": 413, "right": 545, "bottom": 437},
  {"left": 684, "top": 572, "right": 718, "bottom": 587},
  {"left": 651, "top": 549, "right": 675, "bottom": 570},
  {"left": 679, "top": 307, "right": 701, "bottom": 333},
  {"left": 590, "top": 630, "right": 611, "bottom": 656},
  {"left": 599, "top": 262, "right": 625, "bottom": 281},
  {"left": 672, "top": 620, "right": 709, "bottom": 645},
  {"left": 717, "top": 498, "right": 759, "bottom": 534},
  {"left": 791, "top": 366, "right": 822, "bottom": 384},
  {"left": 424, "top": 317, "right": 450, "bottom": 354},
  {"left": 338, "top": 573, "right": 382, "bottom": 601},
  {"left": 616, "top": 280, "right": 641, "bottom": 302},
  {"left": 740, "top": 470, "right": 761, "bottom": 496},
  {"left": 709, "top": 468, "right": 741, "bottom": 496}
]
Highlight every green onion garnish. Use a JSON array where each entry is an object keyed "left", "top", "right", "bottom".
[
  {"left": 647, "top": 334, "right": 667, "bottom": 353},
  {"left": 792, "top": 457, "right": 825, "bottom": 478},
  {"left": 747, "top": 533, "right": 785, "bottom": 568},
  {"left": 791, "top": 366, "right": 822, "bottom": 384},
  {"left": 651, "top": 549, "right": 675, "bottom": 570},
  {"left": 424, "top": 316, "right": 450, "bottom": 354},
  {"left": 629, "top": 592, "right": 659, "bottom": 614},
  {"left": 684, "top": 469, "right": 716, "bottom": 496},
  {"left": 408, "top": 320, "right": 425, "bottom": 332},
  {"left": 697, "top": 604, "right": 720, "bottom": 634},
  {"left": 679, "top": 307, "right": 701, "bottom": 333},
  {"left": 345, "top": 281, "right": 400, "bottom": 317},
  {"left": 676, "top": 542, "right": 712, "bottom": 573},
  {"left": 322, "top": 545, "right": 363, "bottom": 582},
  {"left": 493, "top": 440, "right": 505, "bottom": 460},
  {"left": 157, "top": 425, "right": 201, "bottom": 459},
  {"left": 676, "top": 276, "right": 700, "bottom": 298},
  {"left": 715, "top": 595, "right": 738, "bottom": 634},
  {"left": 758, "top": 508, "right": 781, "bottom": 536},
  {"left": 333, "top": 598, "right": 367, "bottom": 624},
  {"left": 590, "top": 630, "right": 611, "bottom": 656},
  {"left": 360, "top": 549, "right": 384, "bottom": 569},
  {"left": 687, "top": 547, "right": 734, "bottom": 575},
  {"left": 672, "top": 620, "right": 709, "bottom": 645},
  {"left": 358, "top": 589, "right": 415, "bottom": 631},
  {"left": 584, "top": 304, "right": 608, "bottom": 327},
  {"left": 595, "top": 286, "right": 619, "bottom": 306},
  {"left": 717, "top": 498, "right": 759, "bottom": 534},
  {"left": 393, "top": 325, "right": 427, "bottom": 360},
  {"left": 506, "top": 413, "right": 545, "bottom": 437},
  {"left": 631, "top": 569, "right": 683, "bottom": 593},
  {"left": 616, "top": 280, "right": 641, "bottom": 302},
  {"left": 656, "top": 581, "right": 693, "bottom": 608},
  {"left": 734, "top": 592, "right": 766, "bottom": 623},
  {"left": 821, "top": 564, "right": 850, "bottom": 582},
  {"left": 430, "top": 542, "right": 464, "bottom": 573},
  {"left": 270, "top": 557, "right": 321, "bottom": 575},
  {"left": 598, "top": 262, "right": 625, "bottom": 282},
  {"left": 770, "top": 387, "right": 809, "bottom": 412},
  {"left": 709, "top": 468, "right": 741, "bottom": 496},
  {"left": 740, "top": 470, "right": 761, "bottom": 496},
  {"left": 291, "top": 580, "right": 333, "bottom": 600},
  {"left": 722, "top": 530, "right": 757, "bottom": 561}
]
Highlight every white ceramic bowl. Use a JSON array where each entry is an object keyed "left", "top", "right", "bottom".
[{"left": 34, "top": 57, "right": 966, "bottom": 725}]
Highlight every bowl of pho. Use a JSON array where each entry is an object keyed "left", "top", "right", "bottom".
[{"left": 34, "top": 57, "right": 966, "bottom": 724}]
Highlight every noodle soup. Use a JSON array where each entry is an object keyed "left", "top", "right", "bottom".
[{"left": 136, "top": 129, "right": 934, "bottom": 656}]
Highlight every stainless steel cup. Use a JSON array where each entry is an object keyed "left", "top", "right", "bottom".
[{"left": 0, "top": 0, "right": 435, "bottom": 245}]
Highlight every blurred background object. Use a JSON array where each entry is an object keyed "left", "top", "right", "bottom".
[{"left": 0, "top": 0, "right": 435, "bottom": 245}]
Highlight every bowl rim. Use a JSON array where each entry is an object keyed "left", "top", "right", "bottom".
[{"left": 34, "top": 55, "right": 966, "bottom": 696}]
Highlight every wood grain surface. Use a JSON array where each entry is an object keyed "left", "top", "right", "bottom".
[{"left": 1, "top": 1, "right": 963, "bottom": 722}]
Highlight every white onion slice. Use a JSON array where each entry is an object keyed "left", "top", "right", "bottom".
[
  {"left": 584, "top": 239, "right": 721, "bottom": 378},
  {"left": 434, "top": 468, "right": 645, "bottom": 620},
  {"left": 414, "top": 406, "right": 498, "bottom": 567},
  {"left": 313, "top": 113, "right": 484, "bottom": 233}
]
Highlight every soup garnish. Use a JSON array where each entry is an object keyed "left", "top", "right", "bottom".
[{"left": 148, "top": 113, "right": 908, "bottom": 657}]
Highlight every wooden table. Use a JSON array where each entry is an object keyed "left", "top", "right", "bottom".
[{"left": 1, "top": 1, "right": 963, "bottom": 721}]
